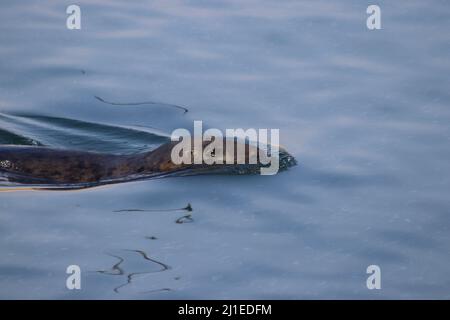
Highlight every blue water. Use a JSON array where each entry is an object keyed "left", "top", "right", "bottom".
[{"left": 0, "top": 0, "right": 450, "bottom": 299}]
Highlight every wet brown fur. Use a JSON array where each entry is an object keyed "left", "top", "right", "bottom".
[{"left": 0, "top": 139, "right": 263, "bottom": 185}]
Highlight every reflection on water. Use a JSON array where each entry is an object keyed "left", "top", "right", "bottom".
[
  {"left": 1, "top": 0, "right": 450, "bottom": 299},
  {"left": 94, "top": 95, "right": 189, "bottom": 114},
  {"left": 114, "top": 203, "right": 194, "bottom": 226},
  {"left": 114, "top": 203, "right": 192, "bottom": 213},
  {"left": 175, "top": 215, "right": 194, "bottom": 224},
  {"left": 97, "top": 249, "right": 171, "bottom": 294}
]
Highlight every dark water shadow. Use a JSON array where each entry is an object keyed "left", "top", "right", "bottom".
[{"left": 0, "top": 112, "right": 169, "bottom": 154}]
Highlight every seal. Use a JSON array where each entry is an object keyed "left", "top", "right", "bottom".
[{"left": 0, "top": 138, "right": 296, "bottom": 189}]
